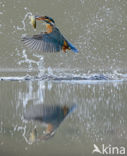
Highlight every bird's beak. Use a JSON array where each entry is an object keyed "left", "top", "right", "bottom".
[{"left": 35, "top": 16, "right": 46, "bottom": 21}]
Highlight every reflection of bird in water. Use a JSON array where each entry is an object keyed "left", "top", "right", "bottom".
[
  {"left": 22, "top": 16, "right": 78, "bottom": 53},
  {"left": 24, "top": 104, "right": 76, "bottom": 141}
]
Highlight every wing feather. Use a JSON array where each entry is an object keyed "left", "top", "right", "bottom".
[{"left": 22, "top": 31, "right": 64, "bottom": 52}]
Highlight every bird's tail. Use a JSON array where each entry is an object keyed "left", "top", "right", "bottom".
[
  {"left": 69, "top": 104, "right": 77, "bottom": 113},
  {"left": 67, "top": 41, "right": 78, "bottom": 53}
]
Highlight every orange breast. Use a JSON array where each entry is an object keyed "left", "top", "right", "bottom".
[{"left": 46, "top": 24, "right": 53, "bottom": 33}]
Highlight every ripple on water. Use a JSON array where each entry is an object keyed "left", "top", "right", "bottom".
[{"left": 0, "top": 72, "right": 127, "bottom": 84}]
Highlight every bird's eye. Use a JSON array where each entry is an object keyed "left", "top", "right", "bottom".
[{"left": 45, "top": 19, "right": 50, "bottom": 22}]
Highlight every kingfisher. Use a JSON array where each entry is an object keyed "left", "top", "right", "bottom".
[
  {"left": 22, "top": 16, "right": 78, "bottom": 53},
  {"left": 24, "top": 104, "right": 76, "bottom": 140}
]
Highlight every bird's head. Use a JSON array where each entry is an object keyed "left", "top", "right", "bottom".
[{"left": 35, "top": 16, "right": 55, "bottom": 26}]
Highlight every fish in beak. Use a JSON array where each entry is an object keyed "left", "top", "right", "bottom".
[{"left": 30, "top": 15, "right": 36, "bottom": 28}]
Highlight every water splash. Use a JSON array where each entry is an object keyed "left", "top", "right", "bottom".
[
  {"left": 18, "top": 80, "right": 46, "bottom": 108},
  {"left": 17, "top": 11, "right": 32, "bottom": 31},
  {"left": 18, "top": 49, "right": 45, "bottom": 73}
]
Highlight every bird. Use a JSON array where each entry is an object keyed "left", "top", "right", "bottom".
[
  {"left": 24, "top": 104, "right": 76, "bottom": 140},
  {"left": 22, "top": 16, "right": 78, "bottom": 53}
]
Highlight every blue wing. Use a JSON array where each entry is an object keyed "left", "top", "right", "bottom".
[
  {"left": 22, "top": 26, "right": 78, "bottom": 53},
  {"left": 22, "top": 32, "right": 63, "bottom": 52}
]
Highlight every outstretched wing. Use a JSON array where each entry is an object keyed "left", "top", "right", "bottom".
[{"left": 22, "top": 31, "right": 64, "bottom": 52}]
